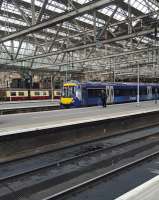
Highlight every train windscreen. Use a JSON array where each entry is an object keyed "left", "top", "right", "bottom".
[{"left": 62, "top": 86, "right": 76, "bottom": 98}]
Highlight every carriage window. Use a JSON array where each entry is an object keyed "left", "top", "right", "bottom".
[
  {"left": 119, "top": 89, "right": 125, "bottom": 96},
  {"left": 35, "top": 92, "right": 40, "bottom": 96},
  {"left": 43, "top": 92, "right": 47, "bottom": 95},
  {"left": 115, "top": 88, "right": 136, "bottom": 96},
  {"left": 56, "top": 91, "right": 61, "bottom": 96},
  {"left": 140, "top": 88, "right": 147, "bottom": 95},
  {"left": 11, "top": 92, "right": 16, "bottom": 96},
  {"left": 88, "top": 89, "right": 102, "bottom": 98},
  {"left": 131, "top": 89, "right": 136, "bottom": 96},
  {"left": 124, "top": 89, "right": 136, "bottom": 96},
  {"left": 152, "top": 88, "right": 158, "bottom": 94},
  {"left": 114, "top": 89, "right": 119, "bottom": 95},
  {"left": 19, "top": 92, "right": 24, "bottom": 96}
]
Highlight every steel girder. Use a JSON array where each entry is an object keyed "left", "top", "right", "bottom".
[
  {"left": 0, "top": 63, "right": 82, "bottom": 75},
  {"left": 0, "top": 0, "right": 116, "bottom": 43},
  {"left": 14, "top": 27, "right": 157, "bottom": 62},
  {"left": 28, "top": 47, "right": 159, "bottom": 68}
]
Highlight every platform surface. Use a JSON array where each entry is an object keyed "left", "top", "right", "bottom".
[
  {"left": 115, "top": 175, "right": 159, "bottom": 200},
  {"left": 0, "top": 101, "right": 158, "bottom": 136},
  {"left": 0, "top": 100, "right": 59, "bottom": 110}
]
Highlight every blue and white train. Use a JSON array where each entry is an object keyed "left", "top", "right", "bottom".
[{"left": 60, "top": 81, "right": 159, "bottom": 108}]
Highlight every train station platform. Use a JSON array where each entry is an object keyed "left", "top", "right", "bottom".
[
  {"left": 115, "top": 175, "right": 159, "bottom": 200},
  {"left": 0, "top": 99, "right": 59, "bottom": 114},
  {"left": 0, "top": 100, "right": 158, "bottom": 136}
]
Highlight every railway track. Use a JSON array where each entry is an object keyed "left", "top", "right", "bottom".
[
  {"left": 43, "top": 150, "right": 159, "bottom": 200},
  {"left": 1, "top": 124, "right": 159, "bottom": 180},
  {"left": 1, "top": 124, "right": 159, "bottom": 200},
  {"left": 2, "top": 122, "right": 159, "bottom": 165}
]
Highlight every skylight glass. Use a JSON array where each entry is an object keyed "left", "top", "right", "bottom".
[
  {"left": 99, "top": 5, "right": 127, "bottom": 21},
  {"left": 124, "top": 0, "right": 158, "bottom": 14}
]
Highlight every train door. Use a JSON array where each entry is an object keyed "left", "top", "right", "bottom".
[
  {"left": 106, "top": 86, "right": 114, "bottom": 104},
  {"left": 147, "top": 86, "right": 152, "bottom": 100}
]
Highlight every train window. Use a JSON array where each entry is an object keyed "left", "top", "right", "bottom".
[
  {"left": 131, "top": 89, "right": 136, "bottom": 96},
  {"left": 152, "top": 88, "right": 158, "bottom": 94},
  {"left": 114, "top": 89, "right": 120, "bottom": 95},
  {"left": 43, "top": 92, "right": 47, "bottom": 95},
  {"left": 19, "top": 92, "right": 24, "bottom": 96},
  {"left": 56, "top": 92, "right": 61, "bottom": 96},
  {"left": 88, "top": 89, "right": 102, "bottom": 98},
  {"left": 35, "top": 91, "right": 40, "bottom": 96},
  {"left": 72, "top": 87, "right": 76, "bottom": 95},
  {"left": 121, "top": 89, "right": 126, "bottom": 96},
  {"left": 140, "top": 88, "right": 147, "bottom": 95},
  {"left": 115, "top": 89, "right": 124, "bottom": 96},
  {"left": 62, "top": 86, "right": 75, "bottom": 97},
  {"left": 115, "top": 88, "right": 137, "bottom": 96},
  {"left": 11, "top": 92, "right": 16, "bottom": 96}
]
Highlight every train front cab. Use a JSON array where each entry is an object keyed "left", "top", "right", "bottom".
[{"left": 60, "top": 83, "right": 81, "bottom": 108}]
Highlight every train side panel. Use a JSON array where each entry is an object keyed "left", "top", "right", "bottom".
[
  {"left": 30, "top": 90, "right": 50, "bottom": 100},
  {"left": 6, "top": 90, "right": 29, "bottom": 101},
  {"left": 53, "top": 90, "right": 61, "bottom": 99}
]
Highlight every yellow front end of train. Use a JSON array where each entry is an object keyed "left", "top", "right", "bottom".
[{"left": 60, "top": 82, "right": 79, "bottom": 108}]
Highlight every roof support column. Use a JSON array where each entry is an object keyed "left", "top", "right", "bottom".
[
  {"left": 93, "top": 10, "right": 97, "bottom": 43},
  {"left": 37, "top": 0, "right": 49, "bottom": 23},
  {"left": 31, "top": 0, "right": 36, "bottom": 25},
  {"left": 137, "top": 63, "right": 140, "bottom": 105}
]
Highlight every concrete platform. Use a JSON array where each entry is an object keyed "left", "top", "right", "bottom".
[
  {"left": 115, "top": 175, "right": 159, "bottom": 200},
  {"left": 0, "top": 100, "right": 158, "bottom": 136},
  {"left": 0, "top": 99, "right": 59, "bottom": 110}
]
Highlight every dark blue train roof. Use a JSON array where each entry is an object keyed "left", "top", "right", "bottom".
[
  {"left": 66, "top": 81, "right": 159, "bottom": 88},
  {"left": 80, "top": 81, "right": 159, "bottom": 88}
]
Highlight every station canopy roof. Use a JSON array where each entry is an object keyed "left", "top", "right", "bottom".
[{"left": 0, "top": 0, "right": 159, "bottom": 79}]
